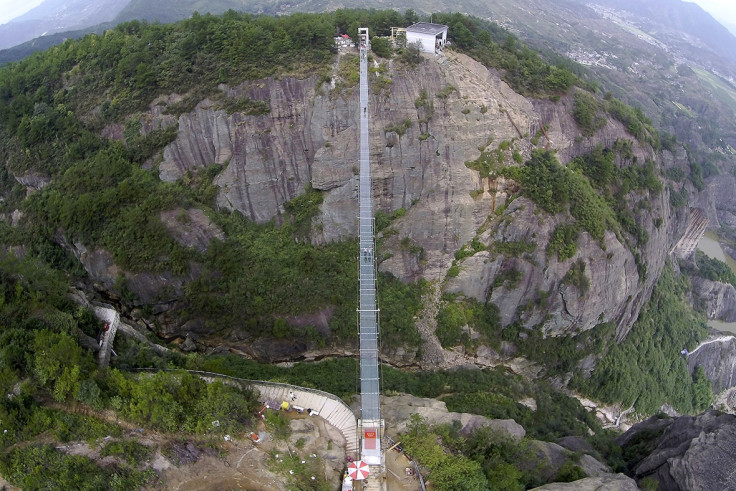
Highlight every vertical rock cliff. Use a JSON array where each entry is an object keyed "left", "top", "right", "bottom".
[{"left": 141, "top": 51, "right": 692, "bottom": 347}]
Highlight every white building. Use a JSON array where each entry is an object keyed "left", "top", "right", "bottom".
[{"left": 405, "top": 22, "right": 448, "bottom": 53}]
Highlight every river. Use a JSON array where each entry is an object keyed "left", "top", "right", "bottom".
[{"left": 698, "top": 232, "right": 736, "bottom": 335}]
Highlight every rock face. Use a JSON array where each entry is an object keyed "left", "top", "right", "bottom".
[
  {"left": 159, "top": 208, "right": 225, "bottom": 254},
  {"left": 616, "top": 410, "right": 736, "bottom": 491},
  {"left": 690, "top": 277, "right": 736, "bottom": 322},
  {"left": 672, "top": 208, "right": 709, "bottom": 259},
  {"left": 65, "top": 239, "right": 186, "bottom": 307},
  {"left": 706, "top": 173, "right": 736, "bottom": 234},
  {"left": 160, "top": 78, "right": 317, "bottom": 225},
  {"left": 687, "top": 335, "right": 736, "bottom": 391},
  {"left": 531, "top": 440, "right": 611, "bottom": 481},
  {"left": 378, "top": 393, "right": 526, "bottom": 440},
  {"left": 530, "top": 474, "right": 639, "bottom": 491},
  {"left": 115, "top": 50, "right": 690, "bottom": 346}
]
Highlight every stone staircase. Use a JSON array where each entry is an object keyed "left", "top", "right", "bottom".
[
  {"left": 253, "top": 383, "right": 359, "bottom": 455},
  {"left": 361, "top": 466, "right": 385, "bottom": 491}
]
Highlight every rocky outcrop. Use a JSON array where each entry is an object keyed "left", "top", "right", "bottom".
[
  {"left": 14, "top": 171, "right": 50, "bottom": 191},
  {"left": 687, "top": 335, "right": 736, "bottom": 391},
  {"left": 530, "top": 474, "right": 640, "bottom": 490},
  {"left": 160, "top": 208, "right": 225, "bottom": 254},
  {"left": 445, "top": 198, "right": 649, "bottom": 338},
  {"left": 140, "top": 50, "right": 691, "bottom": 345},
  {"left": 616, "top": 410, "right": 736, "bottom": 491},
  {"left": 378, "top": 393, "right": 526, "bottom": 440},
  {"left": 64, "top": 239, "right": 185, "bottom": 307},
  {"left": 706, "top": 173, "right": 736, "bottom": 234},
  {"left": 531, "top": 440, "right": 611, "bottom": 481},
  {"left": 690, "top": 277, "right": 736, "bottom": 322},
  {"left": 672, "top": 208, "right": 709, "bottom": 258}
]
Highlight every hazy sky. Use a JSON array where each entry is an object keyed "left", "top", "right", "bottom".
[
  {"left": 0, "top": 0, "right": 44, "bottom": 25},
  {"left": 0, "top": 0, "right": 734, "bottom": 31},
  {"left": 688, "top": 0, "right": 736, "bottom": 29}
]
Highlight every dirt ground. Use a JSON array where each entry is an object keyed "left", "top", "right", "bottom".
[
  {"left": 384, "top": 447, "right": 423, "bottom": 491},
  {"left": 151, "top": 411, "right": 350, "bottom": 491},
  {"left": 3, "top": 402, "right": 426, "bottom": 490},
  {"left": 150, "top": 411, "right": 424, "bottom": 491}
]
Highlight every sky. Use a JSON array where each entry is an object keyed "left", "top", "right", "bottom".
[
  {"left": 0, "top": 0, "right": 734, "bottom": 32},
  {"left": 0, "top": 0, "right": 44, "bottom": 25},
  {"left": 688, "top": 0, "right": 736, "bottom": 29}
]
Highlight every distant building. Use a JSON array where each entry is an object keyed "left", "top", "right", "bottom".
[
  {"left": 405, "top": 22, "right": 448, "bottom": 53},
  {"left": 335, "top": 34, "right": 353, "bottom": 48}
]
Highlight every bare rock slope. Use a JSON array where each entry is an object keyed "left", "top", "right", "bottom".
[
  {"left": 615, "top": 409, "right": 736, "bottom": 490},
  {"left": 95, "top": 50, "right": 690, "bottom": 352}
]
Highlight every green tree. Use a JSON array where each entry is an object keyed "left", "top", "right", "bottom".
[
  {"left": 691, "top": 366, "right": 712, "bottom": 411},
  {"left": 404, "top": 9, "right": 419, "bottom": 25},
  {"left": 401, "top": 415, "right": 489, "bottom": 490},
  {"left": 371, "top": 37, "right": 392, "bottom": 58},
  {"left": 33, "top": 330, "right": 88, "bottom": 402},
  {"left": 401, "top": 42, "right": 423, "bottom": 65}
]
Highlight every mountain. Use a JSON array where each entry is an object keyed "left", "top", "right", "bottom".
[
  {"left": 579, "top": 0, "right": 736, "bottom": 66},
  {"left": 0, "top": 0, "right": 129, "bottom": 50},
  {"left": 1, "top": 5, "right": 736, "bottom": 490},
  {"left": 0, "top": 0, "right": 292, "bottom": 54}
]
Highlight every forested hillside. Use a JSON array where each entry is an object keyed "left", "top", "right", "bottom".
[{"left": 0, "top": 7, "right": 725, "bottom": 490}]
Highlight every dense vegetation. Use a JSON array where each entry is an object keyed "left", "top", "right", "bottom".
[
  {"left": 572, "top": 90, "right": 661, "bottom": 150},
  {"left": 682, "top": 250, "right": 736, "bottom": 290},
  {"left": 166, "top": 348, "right": 600, "bottom": 443},
  {"left": 0, "top": 253, "right": 260, "bottom": 488},
  {"left": 465, "top": 139, "right": 661, "bottom": 274},
  {"left": 573, "top": 265, "right": 711, "bottom": 415},
  {"left": 0, "top": 245, "right": 604, "bottom": 488},
  {"left": 0, "top": 6, "right": 594, "bottom": 353},
  {"left": 464, "top": 145, "right": 660, "bottom": 264},
  {"left": 401, "top": 416, "right": 595, "bottom": 490},
  {"left": 435, "top": 295, "right": 501, "bottom": 348}
]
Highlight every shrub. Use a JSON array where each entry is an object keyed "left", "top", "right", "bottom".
[
  {"left": 0, "top": 445, "right": 154, "bottom": 490},
  {"left": 562, "top": 259, "right": 589, "bottom": 295},
  {"left": 401, "top": 42, "right": 423, "bottom": 66},
  {"left": 100, "top": 440, "right": 152, "bottom": 466},
  {"left": 547, "top": 223, "right": 579, "bottom": 261},
  {"left": 370, "top": 37, "right": 392, "bottom": 58},
  {"left": 512, "top": 150, "right": 619, "bottom": 244},
  {"left": 494, "top": 240, "right": 537, "bottom": 257},
  {"left": 572, "top": 92, "right": 605, "bottom": 136},
  {"left": 556, "top": 460, "right": 586, "bottom": 482}
]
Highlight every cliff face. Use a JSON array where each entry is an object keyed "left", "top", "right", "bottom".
[
  {"left": 114, "top": 51, "right": 689, "bottom": 348},
  {"left": 691, "top": 278, "right": 736, "bottom": 322},
  {"left": 615, "top": 410, "right": 736, "bottom": 490},
  {"left": 687, "top": 335, "right": 736, "bottom": 392}
]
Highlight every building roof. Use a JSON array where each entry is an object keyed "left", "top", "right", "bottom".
[{"left": 406, "top": 22, "right": 448, "bottom": 35}]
